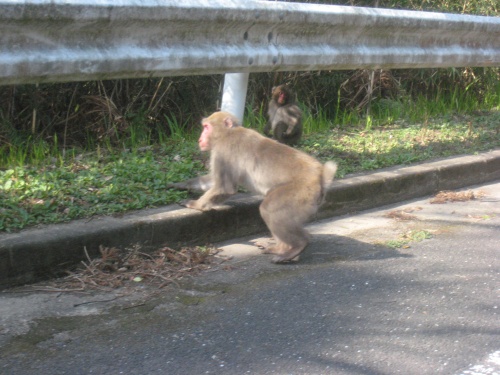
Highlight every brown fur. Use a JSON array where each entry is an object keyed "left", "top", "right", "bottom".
[{"left": 185, "top": 111, "right": 337, "bottom": 263}]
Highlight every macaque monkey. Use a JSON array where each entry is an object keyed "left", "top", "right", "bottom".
[
  {"left": 183, "top": 111, "right": 337, "bottom": 263},
  {"left": 264, "top": 84, "right": 303, "bottom": 146}
]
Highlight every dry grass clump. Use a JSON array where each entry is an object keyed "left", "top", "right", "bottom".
[
  {"left": 383, "top": 206, "right": 422, "bottom": 221},
  {"left": 47, "top": 244, "right": 221, "bottom": 292},
  {"left": 430, "top": 190, "right": 483, "bottom": 204}
]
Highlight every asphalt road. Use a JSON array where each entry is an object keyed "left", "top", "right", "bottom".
[{"left": 1, "top": 181, "right": 499, "bottom": 375}]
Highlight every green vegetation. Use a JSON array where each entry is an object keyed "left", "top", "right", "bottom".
[
  {"left": 0, "top": 141, "right": 199, "bottom": 232},
  {"left": 0, "top": 0, "right": 498, "bottom": 233},
  {"left": 1, "top": 107, "right": 498, "bottom": 233},
  {"left": 385, "top": 230, "right": 433, "bottom": 249},
  {"left": 302, "top": 111, "right": 500, "bottom": 177}
]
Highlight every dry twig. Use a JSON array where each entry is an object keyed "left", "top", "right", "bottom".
[{"left": 38, "top": 245, "right": 221, "bottom": 292}]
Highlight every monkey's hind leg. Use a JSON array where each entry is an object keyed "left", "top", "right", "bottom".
[
  {"left": 272, "top": 122, "right": 288, "bottom": 144},
  {"left": 259, "top": 188, "right": 311, "bottom": 263}
]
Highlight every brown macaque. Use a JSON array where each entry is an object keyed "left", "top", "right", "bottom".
[
  {"left": 264, "top": 84, "right": 303, "bottom": 146},
  {"left": 183, "top": 111, "right": 337, "bottom": 263}
]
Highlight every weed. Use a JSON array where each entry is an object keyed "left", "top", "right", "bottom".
[
  {"left": 1, "top": 108, "right": 499, "bottom": 233},
  {"left": 385, "top": 230, "right": 433, "bottom": 249}
]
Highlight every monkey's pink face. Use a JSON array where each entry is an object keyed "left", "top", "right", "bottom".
[
  {"left": 198, "top": 122, "right": 212, "bottom": 151},
  {"left": 278, "top": 91, "right": 286, "bottom": 105}
]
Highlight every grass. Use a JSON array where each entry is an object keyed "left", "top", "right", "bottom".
[
  {"left": 301, "top": 110, "right": 500, "bottom": 177},
  {"left": 0, "top": 140, "right": 201, "bottom": 232},
  {"left": 1, "top": 100, "right": 499, "bottom": 233}
]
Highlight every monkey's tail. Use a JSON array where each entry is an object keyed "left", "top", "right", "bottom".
[
  {"left": 318, "top": 161, "right": 337, "bottom": 205},
  {"left": 322, "top": 161, "right": 338, "bottom": 189}
]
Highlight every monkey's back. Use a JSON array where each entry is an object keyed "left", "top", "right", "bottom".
[{"left": 220, "top": 127, "right": 323, "bottom": 196}]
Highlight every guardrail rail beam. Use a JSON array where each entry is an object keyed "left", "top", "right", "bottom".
[{"left": 1, "top": 0, "right": 499, "bottom": 85}]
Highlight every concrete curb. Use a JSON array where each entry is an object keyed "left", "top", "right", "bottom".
[{"left": 1, "top": 149, "right": 499, "bottom": 289}]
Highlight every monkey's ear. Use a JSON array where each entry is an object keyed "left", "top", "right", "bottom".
[{"left": 224, "top": 116, "right": 236, "bottom": 128}]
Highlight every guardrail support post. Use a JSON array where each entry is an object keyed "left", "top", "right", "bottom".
[{"left": 221, "top": 73, "right": 250, "bottom": 123}]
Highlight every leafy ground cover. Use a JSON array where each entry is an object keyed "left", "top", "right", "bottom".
[
  {"left": 1, "top": 109, "right": 499, "bottom": 233},
  {"left": 303, "top": 110, "right": 500, "bottom": 176}
]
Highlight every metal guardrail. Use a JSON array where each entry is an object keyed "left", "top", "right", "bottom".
[{"left": 0, "top": 0, "right": 499, "bottom": 86}]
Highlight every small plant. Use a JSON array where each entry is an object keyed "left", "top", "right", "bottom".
[
  {"left": 165, "top": 115, "right": 189, "bottom": 140},
  {"left": 244, "top": 103, "right": 267, "bottom": 131},
  {"left": 386, "top": 230, "right": 433, "bottom": 249}
]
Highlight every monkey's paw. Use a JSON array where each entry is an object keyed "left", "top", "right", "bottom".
[
  {"left": 253, "top": 238, "right": 275, "bottom": 250},
  {"left": 181, "top": 199, "right": 215, "bottom": 212},
  {"left": 180, "top": 199, "right": 199, "bottom": 209},
  {"left": 271, "top": 245, "right": 305, "bottom": 263}
]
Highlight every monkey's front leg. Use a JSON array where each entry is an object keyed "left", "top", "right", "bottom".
[{"left": 183, "top": 188, "right": 232, "bottom": 211}]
